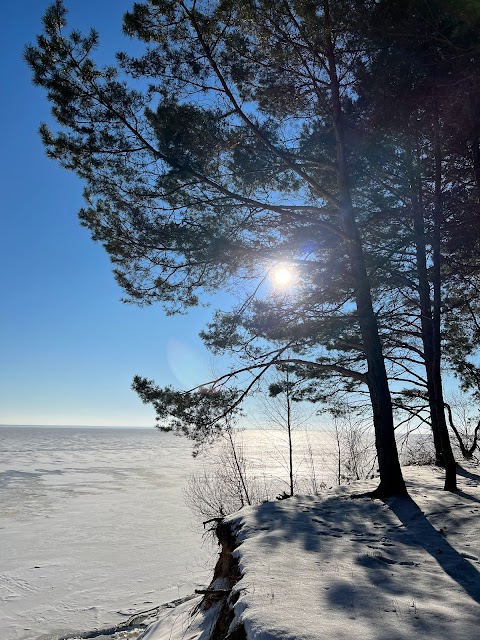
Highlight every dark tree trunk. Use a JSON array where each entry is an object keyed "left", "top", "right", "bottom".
[
  {"left": 408, "top": 123, "right": 456, "bottom": 492},
  {"left": 432, "top": 110, "right": 457, "bottom": 491},
  {"left": 469, "top": 92, "right": 480, "bottom": 202},
  {"left": 471, "top": 138, "right": 480, "bottom": 202},
  {"left": 410, "top": 185, "right": 444, "bottom": 466},
  {"left": 324, "top": 0, "right": 406, "bottom": 497},
  {"left": 445, "top": 403, "right": 480, "bottom": 459}
]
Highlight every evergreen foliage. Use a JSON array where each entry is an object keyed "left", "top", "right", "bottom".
[{"left": 26, "top": 0, "right": 480, "bottom": 496}]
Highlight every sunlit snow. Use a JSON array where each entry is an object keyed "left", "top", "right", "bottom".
[
  {"left": 2, "top": 427, "right": 479, "bottom": 640},
  {"left": 145, "top": 466, "right": 480, "bottom": 640}
]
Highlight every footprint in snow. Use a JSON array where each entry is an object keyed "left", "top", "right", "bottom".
[
  {"left": 358, "top": 554, "right": 419, "bottom": 568},
  {"left": 351, "top": 537, "right": 379, "bottom": 543}
]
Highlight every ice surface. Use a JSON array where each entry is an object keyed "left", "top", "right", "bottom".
[
  {"left": 1, "top": 426, "right": 342, "bottom": 640},
  {"left": 0, "top": 427, "right": 212, "bottom": 640},
  {"left": 4, "top": 427, "right": 477, "bottom": 640}
]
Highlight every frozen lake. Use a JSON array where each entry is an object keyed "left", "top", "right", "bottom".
[
  {"left": 0, "top": 425, "right": 369, "bottom": 640},
  {"left": 0, "top": 427, "right": 213, "bottom": 640}
]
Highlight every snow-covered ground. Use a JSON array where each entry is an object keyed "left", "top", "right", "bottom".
[
  {"left": 3, "top": 426, "right": 478, "bottom": 640},
  {"left": 144, "top": 464, "right": 480, "bottom": 640},
  {"left": 0, "top": 426, "right": 341, "bottom": 640},
  {"left": 0, "top": 427, "right": 340, "bottom": 640}
]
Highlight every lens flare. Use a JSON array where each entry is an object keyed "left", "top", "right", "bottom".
[{"left": 271, "top": 264, "right": 294, "bottom": 288}]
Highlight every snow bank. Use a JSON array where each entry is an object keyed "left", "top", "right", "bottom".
[{"left": 142, "top": 465, "right": 480, "bottom": 640}]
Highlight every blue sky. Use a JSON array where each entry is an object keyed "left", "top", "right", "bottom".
[
  {"left": 0, "top": 1, "right": 230, "bottom": 426},
  {"left": 1, "top": 1, "right": 464, "bottom": 431}
]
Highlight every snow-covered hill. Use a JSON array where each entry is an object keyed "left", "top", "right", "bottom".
[{"left": 141, "top": 464, "right": 480, "bottom": 640}]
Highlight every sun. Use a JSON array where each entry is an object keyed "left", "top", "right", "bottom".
[{"left": 271, "top": 264, "right": 295, "bottom": 289}]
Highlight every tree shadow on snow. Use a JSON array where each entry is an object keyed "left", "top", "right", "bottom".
[
  {"left": 456, "top": 465, "right": 480, "bottom": 483},
  {"left": 386, "top": 495, "right": 480, "bottom": 605},
  {"left": 245, "top": 497, "right": 322, "bottom": 554},
  {"left": 454, "top": 489, "right": 480, "bottom": 505},
  {"left": 243, "top": 493, "right": 479, "bottom": 640}
]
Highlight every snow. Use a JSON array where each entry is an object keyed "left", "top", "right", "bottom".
[
  {"left": 142, "top": 464, "right": 480, "bottom": 640},
  {"left": 3, "top": 427, "right": 479, "bottom": 640},
  {"left": 138, "top": 596, "right": 220, "bottom": 640},
  {"left": 0, "top": 428, "right": 212, "bottom": 640},
  {"left": 0, "top": 427, "right": 356, "bottom": 640}
]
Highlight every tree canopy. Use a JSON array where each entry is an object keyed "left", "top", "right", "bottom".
[{"left": 26, "top": 0, "right": 480, "bottom": 496}]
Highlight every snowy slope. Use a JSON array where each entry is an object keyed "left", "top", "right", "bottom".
[{"left": 143, "top": 465, "right": 480, "bottom": 640}]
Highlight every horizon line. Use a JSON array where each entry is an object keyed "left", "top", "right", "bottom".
[{"left": 0, "top": 423, "right": 155, "bottom": 429}]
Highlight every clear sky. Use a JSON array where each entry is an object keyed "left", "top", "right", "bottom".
[{"left": 0, "top": 1, "right": 231, "bottom": 427}]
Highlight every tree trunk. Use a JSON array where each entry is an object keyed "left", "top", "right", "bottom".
[
  {"left": 472, "top": 138, "right": 480, "bottom": 202},
  {"left": 408, "top": 123, "right": 456, "bottom": 491},
  {"left": 469, "top": 92, "right": 480, "bottom": 202},
  {"left": 324, "top": 0, "right": 406, "bottom": 497},
  {"left": 432, "top": 110, "right": 457, "bottom": 491},
  {"left": 286, "top": 378, "right": 294, "bottom": 497},
  {"left": 410, "top": 183, "right": 444, "bottom": 466}
]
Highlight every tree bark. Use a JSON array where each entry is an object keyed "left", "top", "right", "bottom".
[
  {"left": 410, "top": 182, "right": 444, "bottom": 465},
  {"left": 324, "top": 0, "right": 406, "bottom": 497},
  {"left": 445, "top": 403, "right": 480, "bottom": 459},
  {"left": 471, "top": 138, "right": 480, "bottom": 202},
  {"left": 407, "top": 121, "right": 456, "bottom": 491},
  {"left": 432, "top": 110, "right": 457, "bottom": 491},
  {"left": 469, "top": 92, "right": 480, "bottom": 202}
]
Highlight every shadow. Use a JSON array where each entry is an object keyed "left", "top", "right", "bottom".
[
  {"left": 238, "top": 491, "right": 479, "bottom": 640},
  {"left": 457, "top": 465, "right": 480, "bottom": 482},
  {"left": 455, "top": 489, "right": 480, "bottom": 506},
  {"left": 387, "top": 495, "right": 480, "bottom": 605},
  {"left": 245, "top": 496, "right": 323, "bottom": 555}
]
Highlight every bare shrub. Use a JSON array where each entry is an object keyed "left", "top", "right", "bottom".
[
  {"left": 401, "top": 431, "right": 437, "bottom": 466},
  {"left": 301, "top": 430, "right": 327, "bottom": 494},
  {"left": 329, "top": 412, "right": 376, "bottom": 483},
  {"left": 184, "top": 430, "right": 268, "bottom": 522},
  {"left": 444, "top": 393, "right": 480, "bottom": 461},
  {"left": 258, "top": 370, "right": 316, "bottom": 497}
]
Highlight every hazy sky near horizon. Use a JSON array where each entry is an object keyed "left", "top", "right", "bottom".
[{"left": 1, "top": 0, "right": 234, "bottom": 427}]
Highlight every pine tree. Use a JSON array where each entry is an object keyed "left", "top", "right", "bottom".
[
  {"left": 24, "top": 0, "right": 425, "bottom": 497},
  {"left": 355, "top": 0, "right": 480, "bottom": 489}
]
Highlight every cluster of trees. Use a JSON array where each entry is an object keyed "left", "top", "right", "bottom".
[{"left": 27, "top": 0, "right": 480, "bottom": 497}]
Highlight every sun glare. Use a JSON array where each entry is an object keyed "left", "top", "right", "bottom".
[{"left": 271, "top": 264, "right": 295, "bottom": 289}]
